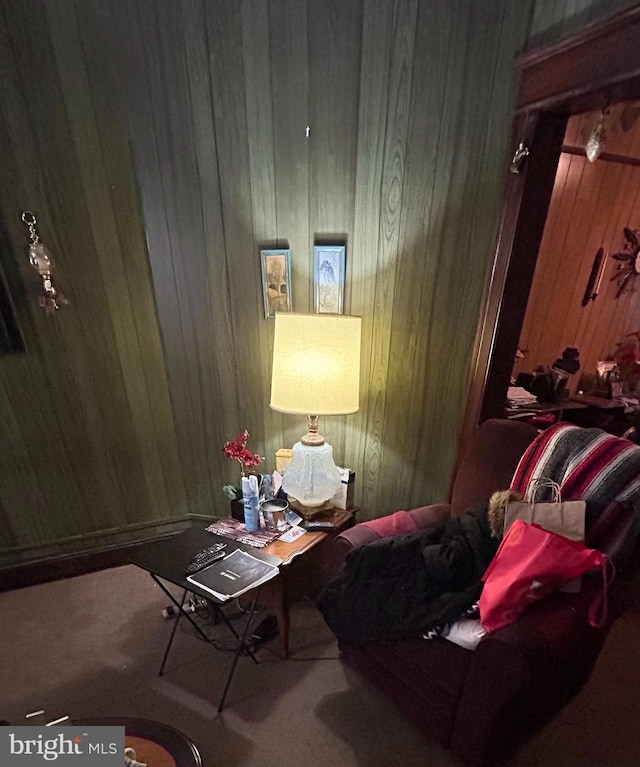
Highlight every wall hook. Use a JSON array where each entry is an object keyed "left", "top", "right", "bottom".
[{"left": 510, "top": 142, "right": 530, "bottom": 173}]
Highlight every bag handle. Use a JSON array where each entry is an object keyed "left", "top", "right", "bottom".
[
  {"left": 525, "top": 477, "right": 561, "bottom": 504},
  {"left": 588, "top": 557, "right": 615, "bottom": 629}
]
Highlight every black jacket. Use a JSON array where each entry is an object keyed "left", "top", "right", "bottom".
[{"left": 317, "top": 505, "right": 499, "bottom": 645}]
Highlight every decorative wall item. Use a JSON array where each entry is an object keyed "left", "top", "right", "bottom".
[
  {"left": 260, "top": 249, "right": 292, "bottom": 319},
  {"left": 22, "top": 211, "right": 69, "bottom": 315},
  {"left": 611, "top": 227, "right": 640, "bottom": 298},
  {"left": 581, "top": 247, "right": 607, "bottom": 306},
  {"left": 313, "top": 245, "right": 346, "bottom": 314},
  {"left": 585, "top": 107, "right": 609, "bottom": 162}
]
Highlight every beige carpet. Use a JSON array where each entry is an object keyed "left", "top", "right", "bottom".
[{"left": 1, "top": 564, "right": 638, "bottom": 766}]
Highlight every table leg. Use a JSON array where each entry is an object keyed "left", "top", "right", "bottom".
[
  {"left": 151, "top": 580, "right": 215, "bottom": 676},
  {"left": 150, "top": 575, "right": 258, "bottom": 678},
  {"left": 260, "top": 577, "right": 290, "bottom": 658},
  {"left": 217, "top": 586, "right": 262, "bottom": 713}
]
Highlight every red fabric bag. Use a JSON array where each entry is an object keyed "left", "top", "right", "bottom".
[{"left": 480, "top": 520, "right": 613, "bottom": 633}]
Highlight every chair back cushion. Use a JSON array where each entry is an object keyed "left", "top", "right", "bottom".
[{"left": 450, "top": 419, "right": 538, "bottom": 516}]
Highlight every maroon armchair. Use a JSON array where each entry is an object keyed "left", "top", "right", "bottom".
[{"left": 325, "top": 418, "right": 636, "bottom": 767}]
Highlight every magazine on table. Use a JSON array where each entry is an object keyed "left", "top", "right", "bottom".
[{"left": 186, "top": 548, "right": 279, "bottom": 600}]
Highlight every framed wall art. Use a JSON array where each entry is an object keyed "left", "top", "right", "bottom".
[
  {"left": 313, "top": 245, "right": 345, "bottom": 314},
  {"left": 260, "top": 249, "right": 292, "bottom": 319}
]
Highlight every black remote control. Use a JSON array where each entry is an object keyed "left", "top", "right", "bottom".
[
  {"left": 185, "top": 542, "right": 227, "bottom": 574},
  {"left": 304, "top": 521, "right": 335, "bottom": 530}
]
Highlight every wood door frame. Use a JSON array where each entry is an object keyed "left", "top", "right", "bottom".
[{"left": 460, "top": 4, "right": 640, "bottom": 462}]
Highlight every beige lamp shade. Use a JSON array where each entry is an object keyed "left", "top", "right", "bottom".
[{"left": 270, "top": 313, "right": 361, "bottom": 415}]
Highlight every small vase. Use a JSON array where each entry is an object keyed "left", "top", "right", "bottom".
[{"left": 230, "top": 499, "right": 245, "bottom": 521}]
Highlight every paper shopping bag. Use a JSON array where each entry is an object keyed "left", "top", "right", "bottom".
[{"left": 504, "top": 477, "right": 585, "bottom": 540}]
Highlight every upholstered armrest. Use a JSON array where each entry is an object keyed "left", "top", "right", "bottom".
[
  {"left": 451, "top": 575, "right": 611, "bottom": 766},
  {"left": 407, "top": 503, "right": 452, "bottom": 528},
  {"left": 325, "top": 503, "right": 452, "bottom": 578}
]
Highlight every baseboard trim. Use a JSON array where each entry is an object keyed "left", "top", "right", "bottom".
[
  {"left": 0, "top": 514, "right": 223, "bottom": 593},
  {"left": 0, "top": 526, "right": 188, "bottom": 593}
]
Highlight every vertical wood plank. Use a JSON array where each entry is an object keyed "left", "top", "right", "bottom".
[
  {"left": 48, "top": 0, "right": 179, "bottom": 522},
  {"left": 204, "top": 0, "right": 270, "bottom": 477},
  {"left": 111, "top": 0, "right": 219, "bottom": 515},
  {"left": 240, "top": 0, "right": 282, "bottom": 465},
  {"left": 349, "top": 0, "right": 396, "bottom": 512},
  {"left": 267, "top": 0, "right": 311, "bottom": 453},
  {"left": 358, "top": 0, "right": 418, "bottom": 513},
  {"left": 308, "top": 0, "right": 362, "bottom": 470},
  {"left": 75, "top": 0, "right": 187, "bottom": 520},
  {"left": 180, "top": 0, "right": 239, "bottom": 468}
]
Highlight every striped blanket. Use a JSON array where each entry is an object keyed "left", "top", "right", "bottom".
[{"left": 511, "top": 422, "right": 640, "bottom": 566}]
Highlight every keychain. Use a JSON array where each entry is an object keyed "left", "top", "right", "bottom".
[{"left": 21, "top": 211, "right": 69, "bottom": 315}]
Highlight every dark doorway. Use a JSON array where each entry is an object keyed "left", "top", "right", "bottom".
[{"left": 463, "top": 5, "right": 640, "bottom": 448}]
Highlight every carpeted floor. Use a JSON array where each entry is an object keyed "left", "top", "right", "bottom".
[{"left": 1, "top": 564, "right": 639, "bottom": 766}]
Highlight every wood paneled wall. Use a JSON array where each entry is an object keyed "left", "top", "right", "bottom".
[
  {"left": 103, "top": 0, "right": 535, "bottom": 521},
  {"left": 0, "top": 1, "right": 188, "bottom": 568},
  {"left": 0, "top": 0, "right": 619, "bottom": 570},
  {"left": 516, "top": 103, "right": 640, "bottom": 390}
]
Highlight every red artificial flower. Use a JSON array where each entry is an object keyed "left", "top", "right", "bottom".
[
  {"left": 223, "top": 430, "right": 249, "bottom": 460},
  {"left": 223, "top": 430, "right": 263, "bottom": 474}
]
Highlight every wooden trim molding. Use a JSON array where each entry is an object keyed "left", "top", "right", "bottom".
[
  {"left": 0, "top": 513, "right": 222, "bottom": 592},
  {"left": 0, "top": 523, "right": 199, "bottom": 593},
  {"left": 0, "top": 538, "right": 159, "bottom": 593},
  {"left": 516, "top": 4, "right": 640, "bottom": 113},
  {"left": 480, "top": 113, "right": 567, "bottom": 422},
  {"left": 561, "top": 144, "right": 640, "bottom": 166}
]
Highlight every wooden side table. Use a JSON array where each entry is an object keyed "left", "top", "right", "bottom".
[
  {"left": 568, "top": 393, "right": 629, "bottom": 435},
  {"left": 253, "top": 507, "right": 357, "bottom": 657}
]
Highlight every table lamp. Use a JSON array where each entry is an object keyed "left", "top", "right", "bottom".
[{"left": 270, "top": 312, "right": 361, "bottom": 516}]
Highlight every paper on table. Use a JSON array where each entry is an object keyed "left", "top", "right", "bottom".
[
  {"left": 507, "top": 386, "right": 537, "bottom": 405},
  {"left": 186, "top": 548, "right": 279, "bottom": 600},
  {"left": 278, "top": 526, "right": 306, "bottom": 543}
]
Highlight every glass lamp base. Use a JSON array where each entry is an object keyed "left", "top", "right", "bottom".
[
  {"left": 281, "top": 441, "right": 341, "bottom": 513},
  {"left": 287, "top": 497, "right": 335, "bottom": 520}
]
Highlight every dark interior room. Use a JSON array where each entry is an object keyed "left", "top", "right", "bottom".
[{"left": 1, "top": 1, "right": 640, "bottom": 766}]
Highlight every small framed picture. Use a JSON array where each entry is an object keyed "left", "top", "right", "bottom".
[
  {"left": 313, "top": 245, "right": 346, "bottom": 314},
  {"left": 261, "top": 249, "right": 292, "bottom": 319}
]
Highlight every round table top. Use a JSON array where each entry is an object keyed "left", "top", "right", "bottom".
[{"left": 76, "top": 717, "right": 202, "bottom": 767}]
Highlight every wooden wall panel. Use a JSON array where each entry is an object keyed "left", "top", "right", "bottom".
[
  {"left": 349, "top": 0, "right": 396, "bottom": 508},
  {"left": 0, "top": 0, "right": 186, "bottom": 567},
  {"left": 516, "top": 103, "right": 640, "bottom": 391},
  {"left": 180, "top": 0, "right": 239, "bottom": 460},
  {"left": 269, "top": 0, "right": 310, "bottom": 452},
  {"left": 204, "top": 2, "right": 273, "bottom": 498},
  {"left": 241, "top": 0, "right": 280, "bottom": 459},
  {"left": 6, "top": 0, "right": 625, "bottom": 571},
  {"left": 390, "top": 0, "right": 454, "bottom": 504},
  {"left": 307, "top": 0, "right": 362, "bottom": 468},
  {"left": 359, "top": 0, "right": 417, "bottom": 512}
]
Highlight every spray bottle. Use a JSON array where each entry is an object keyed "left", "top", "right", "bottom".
[{"left": 242, "top": 474, "right": 260, "bottom": 532}]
